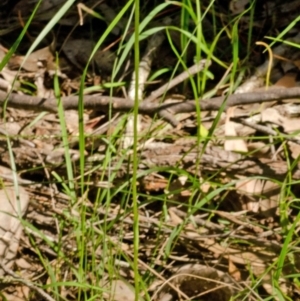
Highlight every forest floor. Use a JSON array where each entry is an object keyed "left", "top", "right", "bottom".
[{"left": 0, "top": 1, "right": 300, "bottom": 301}]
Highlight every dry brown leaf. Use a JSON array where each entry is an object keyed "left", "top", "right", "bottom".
[
  {"left": 0, "top": 45, "right": 19, "bottom": 90},
  {"left": 224, "top": 107, "right": 248, "bottom": 152},
  {"left": 35, "top": 64, "right": 55, "bottom": 98},
  {"left": 235, "top": 176, "right": 280, "bottom": 213},
  {"left": 274, "top": 72, "right": 297, "bottom": 88},
  {"left": 2, "top": 290, "right": 28, "bottom": 301},
  {"left": 102, "top": 279, "right": 142, "bottom": 301},
  {"left": 9, "top": 46, "right": 54, "bottom": 72},
  {"left": 247, "top": 141, "right": 270, "bottom": 157},
  {"left": 141, "top": 176, "right": 168, "bottom": 191},
  {"left": 228, "top": 258, "right": 241, "bottom": 281},
  {"left": 0, "top": 68, "right": 19, "bottom": 91},
  {"left": 15, "top": 258, "right": 32, "bottom": 270},
  {"left": 200, "top": 180, "right": 211, "bottom": 193},
  {"left": 156, "top": 263, "right": 236, "bottom": 301},
  {"left": 261, "top": 107, "right": 300, "bottom": 132},
  {"left": 288, "top": 141, "right": 300, "bottom": 159},
  {"left": 168, "top": 207, "right": 184, "bottom": 226},
  {"left": 0, "top": 167, "right": 29, "bottom": 276},
  {"left": 234, "top": 75, "right": 264, "bottom": 94}
]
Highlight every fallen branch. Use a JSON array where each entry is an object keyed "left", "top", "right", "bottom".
[
  {"left": 2, "top": 87, "right": 300, "bottom": 126},
  {"left": 2, "top": 142, "right": 299, "bottom": 181}
]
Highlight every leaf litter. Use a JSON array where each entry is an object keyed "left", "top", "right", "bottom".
[{"left": 0, "top": 1, "right": 300, "bottom": 300}]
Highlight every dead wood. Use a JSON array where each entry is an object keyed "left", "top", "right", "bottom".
[
  {"left": 2, "top": 87, "right": 300, "bottom": 121},
  {"left": 1, "top": 142, "right": 297, "bottom": 181}
]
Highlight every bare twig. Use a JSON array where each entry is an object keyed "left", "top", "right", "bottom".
[
  {"left": 143, "top": 59, "right": 210, "bottom": 103},
  {"left": 2, "top": 87, "right": 300, "bottom": 125},
  {"left": 231, "top": 116, "right": 300, "bottom": 145}
]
